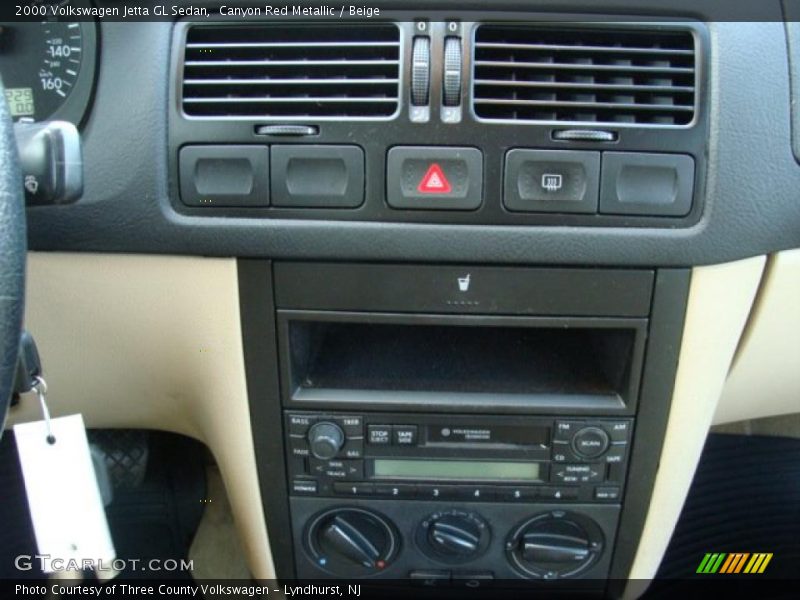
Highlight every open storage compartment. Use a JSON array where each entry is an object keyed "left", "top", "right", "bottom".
[{"left": 278, "top": 312, "right": 647, "bottom": 413}]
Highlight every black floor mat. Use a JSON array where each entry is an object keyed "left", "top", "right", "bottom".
[
  {"left": 648, "top": 433, "right": 800, "bottom": 594},
  {"left": 0, "top": 430, "right": 206, "bottom": 581}
]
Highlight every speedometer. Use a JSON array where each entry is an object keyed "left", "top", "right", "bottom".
[{"left": 0, "top": 18, "right": 97, "bottom": 124}]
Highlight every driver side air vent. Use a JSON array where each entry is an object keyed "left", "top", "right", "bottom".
[
  {"left": 182, "top": 24, "right": 401, "bottom": 119},
  {"left": 473, "top": 25, "right": 696, "bottom": 125}
]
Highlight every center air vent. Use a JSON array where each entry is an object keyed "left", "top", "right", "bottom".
[
  {"left": 182, "top": 24, "right": 401, "bottom": 119},
  {"left": 473, "top": 25, "right": 696, "bottom": 125}
]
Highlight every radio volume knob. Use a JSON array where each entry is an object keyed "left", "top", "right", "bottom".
[{"left": 308, "top": 422, "right": 345, "bottom": 460}]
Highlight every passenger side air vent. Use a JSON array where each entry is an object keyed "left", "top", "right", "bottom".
[
  {"left": 473, "top": 25, "right": 696, "bottom": 125},
  {"left": 182, "top": 24, "right": 401, "bottom": 119}
]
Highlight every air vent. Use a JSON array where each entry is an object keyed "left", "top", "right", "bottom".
[
  {"left": 473, "top": 26, "right": 696, "bottom": 125},
  {"left": 182, "top": 24, "right": 400, "bottom": 119}
]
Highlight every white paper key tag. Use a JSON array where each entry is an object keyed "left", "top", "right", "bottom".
[{"left": 14, "top": 410, "right": 116, "bottom": 574}]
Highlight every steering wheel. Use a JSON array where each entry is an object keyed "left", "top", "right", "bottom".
[{"left": 0, "top": 78, "right": 26, "bottom": 434}]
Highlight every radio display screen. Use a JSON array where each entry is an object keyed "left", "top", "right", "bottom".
[{"left": 373, "top": 459, "right": 541, "bottom": 481}]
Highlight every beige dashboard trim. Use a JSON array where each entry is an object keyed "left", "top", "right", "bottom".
[
  {"left": 6, "top": 253, "right": 275, "bottom": 580},
  {"left": 625, "top": 256, "right": 764, "bottom": 594},
  {"left": 715, "top": 249, "right": 800, "bottom": 424},
  {"left": 7, "top": 252, "right": 770, "bottom": 588}
]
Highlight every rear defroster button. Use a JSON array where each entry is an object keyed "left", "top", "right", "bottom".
[{"left": 571, "top": 427, "right": 610, "bottom": 459}]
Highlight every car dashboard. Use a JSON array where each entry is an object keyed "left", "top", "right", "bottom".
[{"left": 3, "top": 0, "right": 800, "bottom": 596}]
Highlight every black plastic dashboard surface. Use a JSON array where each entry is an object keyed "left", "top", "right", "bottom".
[{"left": 20, "top": 0, "right": 800, "bottom": 266}]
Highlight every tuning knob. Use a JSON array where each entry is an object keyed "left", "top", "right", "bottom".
[
  {"left": 417, "top": 510, "right": 490, "bottom": 563},
  {"left": 305, "top": 508, "right": 399, "bottom": 577},
  {"left": 307, "top": 422, "right": 344, "bottom": 460},
  {"left": 506, "top": 512, "right": 604, "bottom": 579},
  {"left": 571, "top": 426, "right": 610, "bottom": 459}
]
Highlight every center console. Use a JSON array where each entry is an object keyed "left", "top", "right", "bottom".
[{"left": 240, "top": 261, "right": 690, "bottom": 594}]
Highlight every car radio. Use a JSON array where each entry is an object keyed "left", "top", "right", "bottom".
[{"left": 286, "top": 412, "right": 632, "bottom": 505}]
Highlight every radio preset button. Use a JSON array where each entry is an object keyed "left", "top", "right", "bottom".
[
  {"left": 571, "top": 426, "right": 610, "bottom": 459},
  {"left": 497, "top": 487, "right": 538, "bottom": 502},
  {"left": 394, "top": 425, "right": 418, "bottom": 446},
  {"left": 368, "top": 425, "right": 392, "bottom": 445},
  {"left": 539, "top": 486, "right": 579, "bottom": 501},
  {"left": 374, "top": 483, "right": 417, "bottom": 499},
  {"left": 457, "top": 486, "right": 496, "bottom": 502},
  {"left": 418, "top": 485, "right": 460, "bottom": 500},
  {"left": 333, "top": 482, "right": 374, "bottom": 496}
]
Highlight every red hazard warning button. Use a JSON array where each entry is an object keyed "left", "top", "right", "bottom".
[
  {"left": 418, "top": 164, "right": 452, "bottom": 194},
  {"left": 387, "top": 147, "right": 483, "bottom": 210}
]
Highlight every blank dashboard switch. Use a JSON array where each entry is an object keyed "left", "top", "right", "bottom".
[
  {"left": 599, "top": 152, "right": 694, "bottom": 216},
  {"left": 179, "top": 145, "right": 269, "bottom": 207},
  {"left": 271, "top": 145, "right": 364, "bottom": 208}
]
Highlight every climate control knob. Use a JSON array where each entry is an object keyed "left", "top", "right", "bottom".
[
  {"left": 506, "top": 511, "right": 604, "bottom": 579},
  {"left": 417, "top": 510, "right": 491, "bottom": 563},
  {"left": 305, "top": 508, "right": 399, "bottom": 577},
  {"left": 308, "top": 421, "right": 345, "bottom": 459}
]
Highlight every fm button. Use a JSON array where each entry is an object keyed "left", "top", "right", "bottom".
[{"left": 571, "top": 427, "right": 610, "bottom": 459}]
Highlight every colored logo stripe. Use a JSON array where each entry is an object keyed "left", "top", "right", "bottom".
[
  {"left": 719, "top": 553, "right": 749, "bottom": 573},
  {"left": 697, "top": 552, "right": 773, "bottom": 574},
  {"left": 744, "top": 553, "right": 773, "bottom": 574},
  {"left": 697, "top": 553, "right": 727, "bottom": 573}
]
